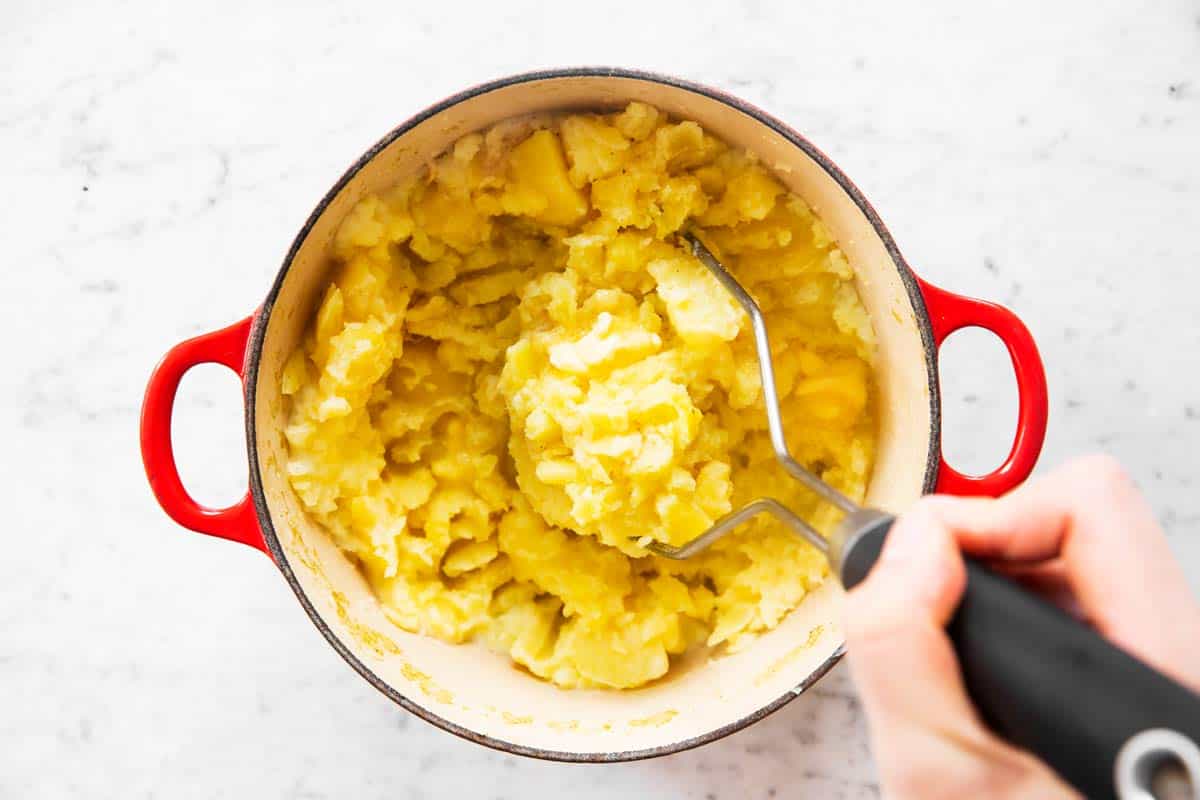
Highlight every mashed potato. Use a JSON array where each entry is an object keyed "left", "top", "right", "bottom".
[{"left": 281, "top": 103, "right": 877, "bottom": 689}]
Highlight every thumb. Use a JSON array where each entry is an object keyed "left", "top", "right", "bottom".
[{"left": 843, "top": 498, "right": 981, "bottom": 739}]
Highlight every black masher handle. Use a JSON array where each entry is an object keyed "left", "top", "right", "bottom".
[{"left": 837, "top": 515, "right": 1200, "bottom": 800}]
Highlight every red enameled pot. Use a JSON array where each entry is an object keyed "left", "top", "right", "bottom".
[{"left": 140, "top": 68, "right": 1048, "bottom": 761}]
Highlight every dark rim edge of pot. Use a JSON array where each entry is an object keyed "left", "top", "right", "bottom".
[{"left": 243, "top": 66, "right": 941, "bottom": 763}]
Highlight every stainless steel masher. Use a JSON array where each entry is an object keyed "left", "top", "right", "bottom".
[{"left": 647, "top": 232, "right": 1200, "bottom": 800}]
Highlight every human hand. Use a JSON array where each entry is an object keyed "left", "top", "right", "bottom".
[{"left": 843, "top": 455, "right": 1200, "bottom": 799}]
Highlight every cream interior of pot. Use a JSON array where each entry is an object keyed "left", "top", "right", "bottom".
[{"left": 251, "top": 75, "right": 934, "bottom": 756}]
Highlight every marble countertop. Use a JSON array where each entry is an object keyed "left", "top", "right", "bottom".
[{"left": 3, "top": 0, "right": 1198, "bottom": 796}]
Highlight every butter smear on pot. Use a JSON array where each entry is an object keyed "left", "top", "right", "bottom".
[{"left": 279, "top": 102, "right": 877, "bottom": 689}]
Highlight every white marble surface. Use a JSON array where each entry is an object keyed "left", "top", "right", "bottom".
[{"left": 3, "top": 0, "right": 1199, "bottom": 796}]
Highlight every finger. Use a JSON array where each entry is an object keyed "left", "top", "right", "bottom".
[
  {"left": 932, "top": 455, "right": 1158, "bottom": 565},
  {"left": 931, "top": 455, "right": 1200, "bottom": 690}
]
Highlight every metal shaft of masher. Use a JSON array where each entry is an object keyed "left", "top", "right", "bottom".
[{"left": 682, "top": 232, "right": 862, "bottom": 545}]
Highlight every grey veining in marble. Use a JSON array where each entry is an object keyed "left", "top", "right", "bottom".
[{"left": 2, "top": 0, "right": 1198, "bottom": 797}]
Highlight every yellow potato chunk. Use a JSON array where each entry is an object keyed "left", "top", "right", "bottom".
[
  {"left": 560, "top": 114, "right": 631, "bottom": 187},
  {"left": 502, "top": 129, "right": 589, "bottom": 227},
  {"left": 281, "top": 103, "right": 877, "bottom": 689},
  {"left": 647, "top": 253, "right": 742, "bottom": 344}
]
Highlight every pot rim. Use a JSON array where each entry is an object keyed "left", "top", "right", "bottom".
[{"left": 243, "top": 66, "right": 941, "bottom": 763}]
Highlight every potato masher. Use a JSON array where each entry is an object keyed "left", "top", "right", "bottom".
[{"left": 647, "top": 232, "right": 1200, "bottom": 800}]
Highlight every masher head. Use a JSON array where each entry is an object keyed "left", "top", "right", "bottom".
[
  {"left": 638, "top": 232, "right": 863, "bottom": 561},
  {"left": 640, "top": 497, "right": 828, "bottom": 559}
]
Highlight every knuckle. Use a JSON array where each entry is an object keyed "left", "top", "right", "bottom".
[
  {"left": 892, "top": 496, "right": 950, "bottom": 538},
  {"left": 909, "top": 494, "right": 951, "bottom": 517},
  {"left": 904, "top": 494, "right": 973, "bottom": 532},
  {"left": 1076, "top": 452, "right": 1133, "bottom": 493},
  {"left": 895, "top": 496, "right": 958, "bottom": 550}
]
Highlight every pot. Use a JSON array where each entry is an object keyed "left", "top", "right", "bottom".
[{"left": 140, "top": 68, "right": 1048, "bottom": 761}]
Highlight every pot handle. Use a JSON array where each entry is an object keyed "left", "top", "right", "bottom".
[
  {"left": 917, "top": 278, "right": 1048, "bottom": 497},
  {"left": 139, "top": 315, "right": 267, "bottom": 554}
]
